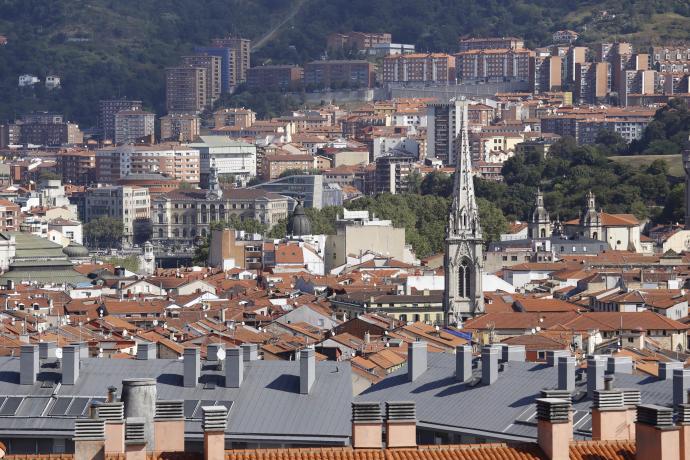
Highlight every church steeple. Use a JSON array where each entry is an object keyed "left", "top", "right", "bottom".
[
  {"left": 444, "top": 99, "right": 484, "bottom": 325},
  {"left": 207, "top": 159, "right": 223, "bottom": 200},
  {"left": 529, "top": 188, "right": 551, "bottom": 239},
  {"left": 580, "top": 190, "right": 602, "bottom": 240}
]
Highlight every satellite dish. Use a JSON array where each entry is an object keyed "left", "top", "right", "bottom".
[
  {"left": 153, "top": 320, "right": 158, "bottom": 326},
  {"left": 217, "top": 348, "right": 226, "bottom": 361},
  {"left": 55, "top": 348, "right": 63, "bottom": 359}
]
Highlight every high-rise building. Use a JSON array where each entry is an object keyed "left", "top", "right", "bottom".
[
  {"left": 383, "top": 53, "right": 455, "bottom": 83},
  {"left": 619, "top": 69, "right": 656, "bottom": 107},
  {"left": 374, "top": 154, "right": 415, "bottom": 194},
  {"left": 455, "top": 48, "right": 532, "bottom": 82},
  {"left": 304, "top": 61, "right": 374, "bottom": 88},
  {"left": 98, "top": 99, "right": 143, "bottom": 141},
  {"left": 180, "top": 55, "right": 222, "bottom": 106},
  {"left": 194, "top": 46, "right": 237, "bottom": 92},
  {"left": 159, "top": 113, "right": 200, "bottom": 142},
  {"left": 529, "top": 55, "right": 562, "bottom": 93},
  {"left": 426, "top": 100, "right": 468, "bottom": 166},
  {"left": 574, "top": 62, "right": 610, "bottom": 104},
  {"left": 165, "top": 66, "right": 208, "bottom": 113},
  {"left": 210, "top": 36, "right": 251, "bottom": 82},
  {"left": 444, "top": 99, "right": 483, "bottom": 323},
  {"left": 114, "top": 110, "right": 155, "bottom": 144},
  {"left": 650, "top": 46, "right": 690, "bottom": 73},
  {"left": 190, "top": 135, "right": 257, "bottom": 187},
  {"left": 96, "top": 144, "right": 200, "bottom": 184},
  {"left": 612, "top": 52, "right": 649, "bottom": 94},
  {"left": 565, "top": 46, "right": 587, "bottom": 87},
  {"left": 57, "top": 150, "right": 97, "bottom": 186},
  {"left": 247, "top": 65, "right": 303, "bottom": 90},
  {"left": 326, "top": 32, "right": 392, "bottom": 52}
]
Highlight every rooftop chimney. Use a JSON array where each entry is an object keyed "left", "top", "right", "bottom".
[
  {"left": 136, "top": 342, "right": 156, "bottom": 360},
  {"left": 96, "top": 401, "right": 124, "bottom": 455},
  {"left": 202, "top": 406, "right": 228, "bottom": 460},
  {"left": 63, "top": 345, "right": 80, "bottom": 385},
  {"left": 455, "top": 345, "right": 472, "bottom": 382},
  {"left": 659, "top": 361, "right": 684, "bottom": 380},
  {"left": 587, "top": 357, "right": 605, "bottom": 398},
  {"left": 674, "top": 369, "right": 690, "bottom": 408},
  {"left": 226, "top": 347, "right": 243, "bottom": 388},
  {"left": 241, "top": 343, "right": 258, "bottom": 361},
  {"left": 124, "top": 417, "right": 146, "bottom": 460},
  {"left": 621, "top": 388, "right": 641, "bottom": 441},
  {"left": 207, "top": 343, "right": 224, "bottom": 362},
  {"left": 546, "top": 350, "right": 569, "bottom": 367},
  {"left": 536, "top": 398, "right": 572, "bottom": 460},
  {"left": 481, "top": 346, "right": 498, "bottom": 385},
  {"left": 592, "top": 376, "right": 629, "bottom": 441},
  {"left": 121, "top": 378, "right": 156, "bottom": 451},
  {"left": 677, "top": 401, "right": 690, "bottom": 460},
  {"left": 19, "top": 344, "right": 38, "bottom": 385},
  {"left": 73, "top": 416, "right": 106, "bottom": 460},
  {"left": 385, "top": 401, "right": 416, "bottom": 448},
  {"left": 183, "top": 347, "right": 200, "bottom": 388},
  {"left": 636, "top": 404, "right": 679, "bottom": 460},
  {"left": 300, "top": 347, "right": 315, "bottom": 395},
  {"left": 351, "top": 402, "right": 383, "bottom": 449},
  {"left": 606, "top": 356, "right": 632, "bottom": 374},
  {"left": 557, "top": 356, "right": 576, "bottom": 392},
  {"left": 502, "top": 344, "right": 526, "bottom": 362},
  {"left": 38, "top": 341, "right": 56, "bottom": 360},
  {"left": 154, "top": 400, "right": 185, "bottom": 453},
  {"left": 71, "top": 342, "right": 89, "bottom": 358},
  {"left": 408, "top": 341, "right": 427, "bottom": 382}
]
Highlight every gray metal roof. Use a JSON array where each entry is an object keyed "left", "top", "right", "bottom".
[
  {"left": 0, "top": 356, "right": 352, "bottom": 443},
  {"left": 357, "top": 353, "right": 674, "bottom": 442}
]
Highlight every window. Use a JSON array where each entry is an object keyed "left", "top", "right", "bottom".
[{"left": 458, "top": 259, "right": 471, "bottom": 298}]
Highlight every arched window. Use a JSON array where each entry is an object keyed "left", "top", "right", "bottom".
[
  {"left": 173, "top": 215, "right": 178, "bottom": 224},
  {"left": 458, "top": 259, "right": 471, "bottom": 298},
  {"left": 540, "top": 228, "right": 546, "bottom": 238},
  {"left": 593, "top": 232, "right": 598, "bottom": 240},
  {"left": 158, "top": 229, "right": 163, "bottom": 238}
]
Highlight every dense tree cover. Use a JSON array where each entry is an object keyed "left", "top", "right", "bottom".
[
  {"left": 628, "top": 99, "right": 690, "bottom": 155},
  {"left": 215, "top": 87, "right": 305, "bottom": 119},
  {"left": 475, "top": 136, "right": 678, "bottom": 224},
  {"left": 2, "top": 0, "right": 688, "bottom": 123},
  {"left": 84, "top": 216, "right": 124, "bottom": 248}
]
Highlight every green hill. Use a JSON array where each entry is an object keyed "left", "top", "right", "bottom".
[{"left": 0, "top": 0, "right": 689, "bottom": 125}]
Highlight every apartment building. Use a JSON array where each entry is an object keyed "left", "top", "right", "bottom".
[
  {"left": 374, "top": 154, "right": 415, "bottom": 194},
  {"left": 114, "top": 110, "right": 155, "bottom": 144},
  {"left": 193, "top": 46, "right": 237, "bottom": 92},
  {"left": 210, "top": 36, "right": 251, "bottom": 82},
  {"left": 57, "top": 150, "right": 96, "bottom": 186},
  {"left": 0, "top": 199, "right": 21, "bottom": 232},
  {"left": 455, "top": 48, "right": 532, "bottom": 82},
  {"left": 159, "top": 113, "right": 200, "bottom": 142},
  {"left": 18, "top": 120, "right": 83, "bottom": 146},
  {"left": 458, "top": 37, "right": 524, "bottom": 52},
  {"left": 180, "top": 55, "right": 222, "bottom": 106},
  {"left": 247, "top": 65, "right": 303, "bottom": 90},
  {"left": 326, "top": 32, "right": 392, "bottom": 51},
  {"left": 529, "top": 55, "right": 562, "bottom": 93},
  {"left": 382, "top": 53, "right": 455, "bottom": 83},
  {"left": 96, "top": 144, "right": 200, "bottom": 184},
  {"left": 612, "top": 52, "right": 649, "bottom": 94},
  {"left": 565, "top": 46, "right": 587, "bottom": 85},
  {"left": 304, "top": 60, "right": 374, "bottom": 88},
  {"left": 98, "top": 99, "right": 143, "bottom": 140},
  {"left": 540, "top": 108, "right": 654, "bottom": 144},
  {"left": 262, "top": 154, "right": 316, "bottom": 180},
  {"left": 213, "top": 108, "right": 256, "bottom": 129},
  {"left": 650, "top": 46, "right": 690, "bottom": 73},
  {"left": 166, "top": 66, "right": 208, "bottom": 113},
  {"left": 574, "top": 62, "right": 610, "bottom": 104},
  {"left": 619, "top": 69, "right": 656, "bottom": 107},
  {"left": 84, "top": 186, "right": 151, "bottom": 244},
  {"left": 190, "top": 135, "right": 257, "bottom": 186}
]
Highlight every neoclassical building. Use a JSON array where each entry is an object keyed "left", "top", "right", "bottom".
[{"left": 151, "top": 167, "right": 289, "bottom": 246}]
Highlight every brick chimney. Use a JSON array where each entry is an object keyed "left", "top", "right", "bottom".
[
  {"left": 636, "top": 404, "right": 680, "bottom": 460},
  {"left": 385, "top": 401, "right": 416, "bottom": 448},
  {"left": 677, "top": 400, "right": 690, "bottom": 460},
  {"left": 73, "top": 416, "right": 106, "bottom": 460},
  {"left": 202, "top": 406, "right": 228, "bottom": 460},
  {"left": 351, "top": 402, "right": 382, "bottom": 448},
  {"left": 536, "top": 398, "right": 571, "bottom": 460},
  {"left": 154, "top": 400, "right": 185, "bottom": 452},
  {"left": 592, "top": 376, "right": 629, "bottom": 441},
  {"left": 96, "top": 401, "right": 124, "bottom": 454}
]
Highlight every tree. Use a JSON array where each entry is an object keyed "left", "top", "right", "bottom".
[
  {"left": 477, "top": 198, "right": 509, "bottom": 243},
  {"left": 84, "top": 216, "right": 124, "bottom": 249},
  {"left": 405, "top": 170, "right": 423, "bottom": 194}
]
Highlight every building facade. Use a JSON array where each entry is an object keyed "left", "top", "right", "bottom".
[
  {"left": 98, "top": 99, "right": 143, "bottom": 141},
  {"left": 455, "top": 48, "right": 532, "bottom": 82},
  {"left": 426, "top": 100, "right": 467, "bottom": 166},
  {"left": 84, "top": 186, "right": 151, "bottom": 244},
  {"left": 247, "top": 65, "right": 303, "bottom": 91},
  {"left": 114, "top": 110, "right": 155, "bottom": 144},
  {"left": 304, "top": 61, "right": 374, "bottom": 88},
  {"left": 382, "top": 53, "right": 455, "bottom": 83},
  {"left": 166, "top": 66, "right": 208, "bottom": 113},
  {"left": 159, "top": 114, "right": 201, "bottom": 142},
  {"left": 57, "top": 150, "right": 96, "bottom": 186},
  {"left": 190, "top": 136, "right": 257, "bottom": 187},
  {"left": 96, "top": 144, "right": 200, "bottom": 184}
]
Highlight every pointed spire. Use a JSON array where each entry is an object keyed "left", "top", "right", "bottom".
[{"left": 448, "top": 101, "right": 481, "bottom": 239}]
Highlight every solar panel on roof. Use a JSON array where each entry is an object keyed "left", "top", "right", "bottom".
[
  {"left": 0, "top": 397, "right": 7, "bottom": 411},
  {"left": 572, "top": 410, "right": 589, "bottom": 427},
  {"left": 193, "top": 400, "right": 216, "bottom": 419},
  {"left": 49, "top": 397, "right": 73, "bottom": 416},
  {"left": 183, "top": 400, "right": 199, "bottom": 419},
  {"left": 16, "top": 397, "right": 50, "bottom": 417},
  {"left": 66, "top": 397, "right": 90, "bottom": 416},
  {"left": 0, "top": 397, "right": 23, "bottom": 416}
]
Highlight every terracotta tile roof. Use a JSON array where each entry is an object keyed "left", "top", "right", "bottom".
[{"left": 515, "top": 298, "right": 585, "bottom": 313}]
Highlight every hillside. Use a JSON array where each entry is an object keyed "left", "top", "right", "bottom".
[{"left": 0, "top": 0, "right": 689, "bottom": 125}]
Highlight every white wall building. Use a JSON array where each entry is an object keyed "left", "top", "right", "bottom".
[{"left": 190, "top": 136, "right": 257, "bottom": 187}]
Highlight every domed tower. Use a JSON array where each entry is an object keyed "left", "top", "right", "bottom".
[
  {"left": 287, "top": 200, "right": 311, "bottom": 238},
  {"left": 529, "top": 189, "right": 551, "bottom": 239},
  {"left": 580, "top": 191, "right": 602, "bottom": 240},
  {"left": 206, "top": 159, "right": 223, "bottom": 200}
]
